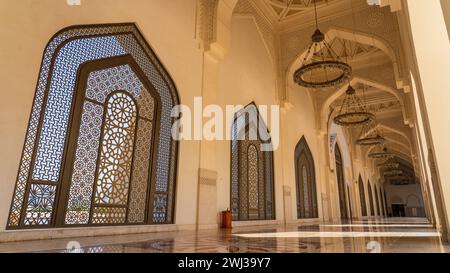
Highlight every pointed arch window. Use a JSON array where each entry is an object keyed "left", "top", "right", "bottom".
[
  {"left": 295, "top": 137, "right": 318, "bottom": 219},
  {"left": 368, "top": 181, "right": 375, "bottom": 217},
  {"left": 383, "top": 188, "right": 389, "bottom": 216},
  {"left": 8, "top": 24, "right": 179, "bottom": 229},
  {"left": 375, "top": 186, "right": 381, "bottom": 217},
  {"left": 379, "top": 187, "right": 386, "bottom": 216},
  {"left": 358, "top": 175, "right": 367, "bottom": 217},
  {"left": 231, "top": 103, "right": 275, "bottom": 221},
  {"left": 335, "top": 144, "right": 348, "bottom": 219}
]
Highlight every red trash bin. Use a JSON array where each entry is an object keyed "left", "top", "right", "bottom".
[{"left": 221, "top": 209, "right": 232, "bottom": 229}]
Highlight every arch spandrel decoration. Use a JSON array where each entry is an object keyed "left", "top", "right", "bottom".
[
  {"left": 8, "top": 24, "right": 179, "bottom": 229},
  {"left": 358, "top": 175, "right": 368, "bottom": 217},
  {"left": 231, "top": 102, "right": 275, "bottom": 221},
  {"left": 294, "top": 136, "right": 318, "bottom": 219}
]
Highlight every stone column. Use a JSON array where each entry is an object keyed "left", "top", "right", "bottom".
[{"left": 406, "top": 0, "right": 450, "bottom": 241}]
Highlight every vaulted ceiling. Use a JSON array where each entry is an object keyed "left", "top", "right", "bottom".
[
  {"left": 232, "top": 0, "right": 416, "bottom": 173},
  {"left": 261, "top": 0, "right": 336, "bottom": 22}
]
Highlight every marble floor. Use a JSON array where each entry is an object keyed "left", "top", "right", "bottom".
[{"left": 0, "top": 217, "right": 449, "bottom": 253}]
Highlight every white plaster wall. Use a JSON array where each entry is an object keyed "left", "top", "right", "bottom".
[
  {"left": 0, "top": 0, "right": 203, "bottom": 231},
  {"left": 408, "top": 0, "right": 450, "bottom": 235},
  {"left": 283, "top": 85, "right": 322, "bottom": 221}
]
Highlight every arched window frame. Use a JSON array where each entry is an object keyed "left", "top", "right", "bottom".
[
  {"left": 7, "top": 23, "right": 180, "bottom": 229},
  {"left": 375, "top": 185, "right": 381, "bottom": 217},
  {"left": 294, "top": 136, "right": 318, "bottom": 219},
  {"left": 358, "top": 175, "right": 368, "bottom": 217},
  {"left": 368, "top": 181, "right": 375, "bottom": 217},
  {"left": 230, "top": 102, "right": 275, "bottom": 221},
  {"left": 335, "top": 144, "right": 348, "bottom": 219}
]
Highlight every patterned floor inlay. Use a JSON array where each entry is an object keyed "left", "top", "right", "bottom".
[{"left": 1, "top": 217, "right": 449, "bottom": 253}]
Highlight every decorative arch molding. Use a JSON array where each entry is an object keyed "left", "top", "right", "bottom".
[
  {"left": 320, "top": 77, "right": 409, "bottom": 133},
  {"left": 7, "top": 23, "right": 180, "bottom": 229},
  {"left": 196, "top": 0, "right": 239, "bottom": 60},
  {"left": 294, "top": 136, "right": 318, "bottom": 219},
  {"left": 366, "top": 144, "right": 412, "bottom": 163},
  {"left": 362, "top": 124, "right": 412, "bottom": 149},
  {"left": 288, "top": 27, "right": 408, "bottom": 95}
]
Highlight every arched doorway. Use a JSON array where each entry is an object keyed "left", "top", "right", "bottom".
[
  {"left": 358, "top": 175, "right": 368, "bottom": 217},
  {"left": 230, "top": 102, "right": 275, "bottom": 221},
  {"left": 294, "top": 136, "right": 318, "bottom": 219},
  {"left": 375, "top": 186, "right": 381, "bottom": 217},
  {"left": 335, "top": 144, "right": 348, "bottom": 219},
  {"left": 368, "top": 181, "right": 375, "bottom": 217}
]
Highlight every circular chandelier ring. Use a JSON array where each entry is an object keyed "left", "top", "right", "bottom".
[
  {"left": 368, "top": 152, "right": 395, "bottom": 159},
  {"left": 356, "top": 136, "right": 385, "bottom": 146},
  {"left": 293, "top": 60, "right": 352, "bottom": 88},
  {"left": 333, "top": 112, "right": 375, "bottom": 127}
]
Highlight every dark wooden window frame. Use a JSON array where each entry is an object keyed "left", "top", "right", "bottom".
[
  {"left": 335, "top": 144, "right": 348, "bottom": 220},
  {"left": 230, "top": 102, "right": 276, "bottom": 221},
  {"left": 368, "top": 181, "right": 375, "bottom": 217},
  {"left": 294, "top": 136, "right": 318, "bottom": 219},
  {"left": 358, "top": 175, "right": 368, "bottom": 217}
]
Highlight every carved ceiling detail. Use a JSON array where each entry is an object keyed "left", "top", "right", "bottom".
[
  {"left": 282, "top": 5, "right": 406, "bottom": 83},
  {"left": 263, "top": 0, "right": 336, "bottom": 22},
  {"left": 195, "top": 0, "right": 219, "bottom": 50}
]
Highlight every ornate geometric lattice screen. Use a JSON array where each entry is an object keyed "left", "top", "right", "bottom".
[
  {"left": 294, "top": 137, "right": 318, "bottom": 219},
  {"left": 358, "top": 175, "right": 368, "bottom": 217},
  {"left": 8, "top": 24, "right": 179, "bottom": 229},
  {"left": 334, "top": 144, "right": 348, "bottom": 220},
  {"left": 231, "top": 102, "right": 275, "bottom": 221}
]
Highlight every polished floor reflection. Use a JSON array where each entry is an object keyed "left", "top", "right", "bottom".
[{"left": 0, "top": 218, "right": 448, "bottom": 253}]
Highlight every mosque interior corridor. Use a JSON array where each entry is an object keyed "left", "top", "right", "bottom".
[
  {"left": 1, "top": 0, "right": 450, "bottom": 256},
  {"left": 0, "top": 218, "right": 446, "bottom": 253}
]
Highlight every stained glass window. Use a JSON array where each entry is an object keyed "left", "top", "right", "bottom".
[
  {"left": 231, "top": 102, "right": 275, "bottom": 221},
  {"left": 295, "top": 137, "right": 318, "bottom": 219},
  {"left": 358, "top": 175, "right": 368, "bottom": 217},
  {"left": 8, "top": 24, "right": 179, "bottom": 229}
]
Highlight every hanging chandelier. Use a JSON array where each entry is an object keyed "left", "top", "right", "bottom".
[
  {"left": 356, "top": 120, "right": 385, "bottom": 146},
  {"left": 368, "top": 145, "right": 394, "bottom": 159},
  {"left": 377, "top": 157, "right": 400, "bottom": 169},
  {"left": 293, "top": 0, "right": 352, "bottom": 89},
  {"left": 384, "top": 169, "right": 403, "bottom": 177},
  {"left": 333, "top": 84, "right": 375, "bottom": 127}
]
